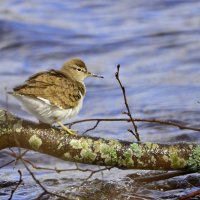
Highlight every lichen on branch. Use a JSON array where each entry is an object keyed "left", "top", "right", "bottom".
[{"left": 0, "top": 109, "right": 200, "bottom": 172}]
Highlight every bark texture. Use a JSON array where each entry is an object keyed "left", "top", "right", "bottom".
[{"left": 0, "top": 109, "right": 200, "bottom": 172}]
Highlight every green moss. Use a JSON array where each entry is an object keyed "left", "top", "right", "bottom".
[
  {"left": 187, "top": 145, "right": 200, "bottom": 172},
  {"left": 28, "top": 135, "right": 42, "bottom": 150}
]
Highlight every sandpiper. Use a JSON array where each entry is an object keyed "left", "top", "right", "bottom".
[{"left": 9, "top": 58, "right": 103, "bottom": 134}]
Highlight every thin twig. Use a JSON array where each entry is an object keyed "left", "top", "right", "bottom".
[
  {"left": 8, "top": 170, "right": 23, "bottom": 200},
  {"left": 82, "top": 120, "right": 100, "bottom": 134},
  {"left": 115, "top": 64, "right": 140, "bottom": 141},
  {"left": 79, "top": 166, "right": 113, "bottom": 186},
  {"left": 66, "top": 117, "right": 200, "bottom": 132},
  {"left": 23, "top": 158, "right": 112, "bottom": 191},
  {"left": 24, "top": 158, "right": 111, "bottom": 175},
  {"left": 20, "top": 158, "right": 69, "bottom": 200},
  {"left": 0, "top": 160, "right": 15, "bottom": 169}
]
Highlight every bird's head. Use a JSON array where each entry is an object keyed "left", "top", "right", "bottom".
[{"left": 61, "top": 58, "right": 103, "bottom": 82}]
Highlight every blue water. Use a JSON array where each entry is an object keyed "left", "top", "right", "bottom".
[{"left": 0, "top": 0, "right": 200, "bottom": 199}]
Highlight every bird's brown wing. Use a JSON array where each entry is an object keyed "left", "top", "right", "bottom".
[{"left": 13, "top": 70, "right": 85, "bottom": 109}]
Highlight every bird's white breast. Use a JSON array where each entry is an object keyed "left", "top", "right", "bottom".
[{"left": 13, "top": 94, "right": 84, "bottom": 124}]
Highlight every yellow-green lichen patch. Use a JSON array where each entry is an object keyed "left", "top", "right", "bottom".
[
  {"left": 189, "top": 144, "right": 194, "bottom": 150},
  {"left": 0, "top": 110, "right": 6, "bottom": 121},
  {"left": 150, "top": 155, "right": 157, "bottom": 166},
  {"left": 69, "top": 138, "right": 93, "bottom": 150},
  {"left": 151, "top": 143, "right": 159, "bottom": 151},
  {"left": 123, "top": 149, "right": 134, "bottom": 167},
  {"left": 57, "top": 142, "right": 63, "bottom": 150},
  {"left": 99, "top": 143, "right": 118, "bottom": 165},
  {"left": 187, "top": 145, "right": 200, "bottom": 172},
  {"left": 108, "top": 140, "right": 122, "bottom": 150},
  {"left": 130, "top": 143, "right": 143, "bottom": 159},
  {"left": 29, "top": 135, "right": 42, "bottom": 150},
  {"left": 80, "top": 149, "right": 96, "bottom": 162},
  {"left": 64, "top": 152, "right": 71, "bottom": 159},
  {"left": 57, "top": 135, "right": 68, "bottom": 150},
  {"left": 69, "top": 137, "right": 96, "bottom": 162},
  {"left": 168, "top": 146, "right": 186, "bottom": 169},
  {"left": 80, "top": 138, "right": 93, "bottom": 149},
  {"left": 93, "top": 139, "right": 103, "bottom": 153},
  {"left": 13, "top": 120, "right": 22, "bottom": 133},
  {"left": 163, "top": 155, "right": 169, "bottom": 163},
  {"left": 169, "top": 152, "right": 186, "bottom": 169},
  {"left": 0, "top": 110, "right": 15, "bottom": 122},
  {"left": 70, "top": 139, "right": 82, "bottom": 149}
]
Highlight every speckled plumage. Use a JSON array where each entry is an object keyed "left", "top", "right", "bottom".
[
  {"left": 10, "top": 58, "right": 102, "bottom": 125},
  {"left": 13, "top": 69, "right": 86, "bottom": 109}
]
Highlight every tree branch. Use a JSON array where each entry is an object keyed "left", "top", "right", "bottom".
[{"left": 0, "top": 109, "right": 200, "bottom": 172}]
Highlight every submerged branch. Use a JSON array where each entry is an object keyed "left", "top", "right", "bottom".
[{"left": 0, "top": 109, "right": 200, "bottom": 172}]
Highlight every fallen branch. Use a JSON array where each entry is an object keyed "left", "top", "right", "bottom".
[{"left": 0, "top": 109, "right": 200, "bottom": 172}]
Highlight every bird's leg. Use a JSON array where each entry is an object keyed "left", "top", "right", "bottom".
[{"left": 56, "top": 121, "right": 77, "bottom": 135}]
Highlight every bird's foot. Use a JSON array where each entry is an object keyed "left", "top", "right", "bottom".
[{"left": 56, "top": 121, "right": 77, "bottom": 135}]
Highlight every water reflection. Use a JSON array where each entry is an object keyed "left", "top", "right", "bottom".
[{"left": 0, "top": 1, "right": 200, "bottom": 199}]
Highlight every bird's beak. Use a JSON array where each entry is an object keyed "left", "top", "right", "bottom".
[{"left": 87, "top": 72, "right": 104, "bottom": 78}]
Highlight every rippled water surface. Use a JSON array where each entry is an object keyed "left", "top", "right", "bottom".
[{"left": 0, "top": 0, "right": 200, "bottom": 199}]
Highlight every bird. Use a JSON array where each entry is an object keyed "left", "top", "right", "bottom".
[{"left": 9, "top": 58, "right": 103, "bottom": 135}]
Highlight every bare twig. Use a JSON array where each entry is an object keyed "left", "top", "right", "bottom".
[
  {"left": 5, "top": 148, "right": 69, "bottom": 199},
  {"left": 0, "top": 160, "right": 15, "bottom": 169},
  {"left": 24, "top": 158, "right": 112, "bottom": 178},
  {"left": 66, "top": 117, "right": 200, "bottom": 132},
  {"left": 20, "top": 158, "right": 69, "bottom": 200},
  {"left": 8, "top": 170, "right": 23, "bottom": 200},
  {"left": 82, "top": 120, "right": 100, "bottom": 134},
  {"left": 8, "top": 149, "right": 113, "bottom": 189},
  {"left": 7, "top": 148, "right": 29, "bottom": 167},
  {"left": 115, "top": 64, "right": 140, "bottom": 141},
  {"left": 79, "top": 166, "right": 113, "bottom": 186}
]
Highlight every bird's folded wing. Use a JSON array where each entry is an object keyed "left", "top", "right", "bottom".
[{"left": 12, "top": 70, "right": 85, "bottom": 109}]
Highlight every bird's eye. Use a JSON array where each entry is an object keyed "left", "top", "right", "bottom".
[{"left": 77, "top": 68, "right": 81, "bottom": 71}]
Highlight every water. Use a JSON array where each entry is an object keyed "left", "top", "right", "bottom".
[{"left": 0, "top": 0, "right": 200, "bottom": 199}]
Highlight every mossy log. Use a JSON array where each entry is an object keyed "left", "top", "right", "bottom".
[{"left": 0, "top": 109, "right": 200, "bottom": 172}]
